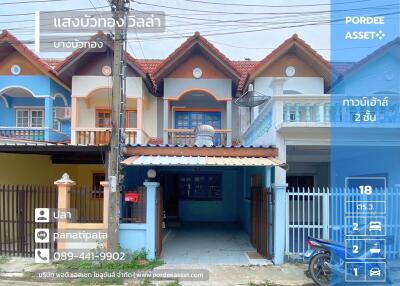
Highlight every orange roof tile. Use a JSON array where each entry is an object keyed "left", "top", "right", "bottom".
[
  {"left": 248, "top": 34, "right": 330, "bottom": 79},
  {"left": 44, "top": 58, "right": 63, "bottom": 69},
  {"left": 1, "top": 31, "right": 338, "bottom": 96},
  {"left": 231, "top": 60, "right": 258, "bottom": 92},
  {"left": 152, "top": 32, "right": 241, "bottom": 86}
]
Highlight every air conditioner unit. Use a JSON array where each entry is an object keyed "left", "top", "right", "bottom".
[{"left": 54, "top": 107, "right": 71, "bottom": 120}]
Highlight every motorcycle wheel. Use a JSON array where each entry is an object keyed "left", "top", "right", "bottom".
[{"left": 309, "top": 253, "right": 331, "bottom": 286}]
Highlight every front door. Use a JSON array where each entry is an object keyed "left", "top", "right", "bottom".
[
  {"left": 287, "top": 175, "right": 315, "bottom": 190},
  {"left": 161, "top": 173, "right": 179, "bottom": 220}
]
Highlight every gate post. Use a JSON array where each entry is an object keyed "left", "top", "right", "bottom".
[
  {"left": 54, "top": 173, "right": 76, "bottom": 252},
  {"left": 272, "top": 183, "right": 287, "bottom": 265},
  {"left": 322, "top": 190, "right": 330, "bottom": 239},
  {"left": 144, "top": 181, "right": 160, "bottom": 260}
]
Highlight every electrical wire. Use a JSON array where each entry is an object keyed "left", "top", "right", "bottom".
[
  {"left": 0, "top": 6, "right": 109, "bottom": 17},
  {"left": 176, "top": 0, "right": 377, "bottom": 8},
  {"left": 133, "top": 1, "right": 397, "bottom": 16},
  {"left": 0, "top": 0, "right": 69, "bottom": 5}
]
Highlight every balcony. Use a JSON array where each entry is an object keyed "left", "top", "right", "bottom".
[
  {"left": 0, "top": 127, "right": 45, "bottom": 141},
  {"left": 165, "top": 128, "right": 231, "bottom": 146},
  {"left": 244, "top": 94, "right": 400, "bottom": 145},
  {"left": 73, "top": 128, "right": 139, "bottom": 145},
  {"left": 280, "top": 95, "right": 400, "bottom": 128}
]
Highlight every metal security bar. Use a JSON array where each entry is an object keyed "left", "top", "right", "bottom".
[
  {"left": 70, "top": 187, "right": 103, "bottom": 223},
  {"left": 0, "top": 185, "right": 57, "bottom": 257},
  {"left": 285, "top": 187, "right": 400, "bottom": 262},
  {"left": 251, "top": 187, "right": 274, "bottom": 259},
  {"left": 121, "top": 187, "right": 147, "bottom": 223}
]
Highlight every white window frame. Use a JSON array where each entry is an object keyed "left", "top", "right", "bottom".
[
  {"left": 52, "top": 110, "right": 61, "bottom": 131},
  {"left": 15, "top": 108, "right": 45, "bottom": 128},
  {"left": 15, "top": 109, "right": 30, "bottom": 127}
]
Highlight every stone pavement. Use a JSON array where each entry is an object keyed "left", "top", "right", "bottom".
[
  {"left": 153, "top": 263, "right": 314, "bottom": 286},
  {"left": 0, "top": 257, "right": 313, "bottom": 286},
  {"left": 2, "top": 256, "right": 400, "bottom": 286}
]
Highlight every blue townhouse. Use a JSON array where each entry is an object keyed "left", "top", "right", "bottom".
[{"left": 0, "top": 30, "right": 71, "bottom": 143}]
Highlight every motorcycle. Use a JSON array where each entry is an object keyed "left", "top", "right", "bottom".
[{"left": 304, "top": 236, "right": 345, "bottom": 286}]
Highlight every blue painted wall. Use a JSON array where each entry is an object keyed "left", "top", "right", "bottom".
[
  {"left": 120, "top": 224, "right": 147, "bottom": 253},
  {"left": 0, "top": 76, "right": 51, "bottom": 95},
  {"left": 0, "top": 96, "right": 44, "bottom": 126},
  {"left": 123, "top": 166, "right": 273, "bottom": 230},
  {"left": 158, "top": 166, "right": 241, "bottom": 222},
  {"left": 0, "top": 75, "right": 71, "bottom": 142},
  {"left": 123, "top": 166, "right": 242, "bottom": 222},
  {"left": 121, "top": 165, "right": 274, "bottom": 258}
]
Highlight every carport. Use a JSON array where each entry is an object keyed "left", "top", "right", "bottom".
[{"left": 119, "top": 144, "right": 287, "bottom": 264}]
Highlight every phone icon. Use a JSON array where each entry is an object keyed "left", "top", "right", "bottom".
[{"left": 35, "top": 249, "right": 50, "bottom": 263}]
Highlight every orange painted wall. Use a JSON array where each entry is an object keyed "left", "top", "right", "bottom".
[
  {"left": 258, "top": 53, "right": 320, "bottom": 77},
  {"left": 168, "top": 54, "right": 227, "bottom": 79},
  {"left": 0, "top": 51, "right": 43, "bottom": 75}
]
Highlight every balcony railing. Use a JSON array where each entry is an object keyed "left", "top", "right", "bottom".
[
  {"left": 283, "top": 102, "right": 330, "bottom": 123},
  {"left": 74, "top": 128, "right": 138, "bottom": 145},
  {"left": 165, "top": 128, "right": 230, "bottom": 146},
  {"left": 282, "top": 102, "right": 400, "bottom": 125},
  {"left": 244, "top": 94, "right": 400, "bottom": 145},
  {"left": 0, "top": 127, "right": 45, "bottom": 141}
]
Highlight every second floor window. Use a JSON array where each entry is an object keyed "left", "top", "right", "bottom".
[
  {"left": 175, "top": 111, "right": 221, "bottom": 129},
  {"left": 96, "top": 110, "right": 112, "bottom": 127},
  {"left": 96, "top": 109, "right": 138, "bottom": 128},
  {"left": 126, "top": 111, "right": 137, "bottom": 128},
  {"left": 16, "top": 109, "right": 44, "bottom": 128}
]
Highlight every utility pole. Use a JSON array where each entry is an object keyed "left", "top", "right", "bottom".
[{"left": 108, "top": 0, "right": 129, "bottom": 252}]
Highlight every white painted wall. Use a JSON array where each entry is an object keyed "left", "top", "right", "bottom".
[
  {"left": 72, "top": 76, "right": 143, "bottom": 98},
  {"left": 254, "top": 77, "right": 324, "bottom": 95},
  {"left": 142, "top": 81, "right": 159, "bottom": 138},
  {"left": 76, "top": 92, "right": 137, "bottom": 127}
]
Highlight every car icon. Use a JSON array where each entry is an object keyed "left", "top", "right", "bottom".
[
  {"left": 369, "top": 221, "right": 382, "bottom": 232},
  {"left": 369, "top": 267, "right": 381, "bottom": 277}
]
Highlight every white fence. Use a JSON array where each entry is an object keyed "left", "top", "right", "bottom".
[{"left": 285, "top": 187, "right": 400, "bottom": 262}]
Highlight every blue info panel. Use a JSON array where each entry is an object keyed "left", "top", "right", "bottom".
[{"left": 331, "top": 0, "right": 400, "bottom": 284}]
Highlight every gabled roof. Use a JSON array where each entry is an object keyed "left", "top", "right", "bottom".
[
  {"left": 331, "top": 62, "right": 355, "bottom": 75},
  {"left": 0, "top": 30, "right": 70, "bottom": 91},
  {"left": 153, "top": 32, "right": 241, "bottom": 88},
  {"left": 136, "top": 59, "right": 163, "bottom": 90},
  {"left": 135, "top": 59, "right": 257, "bottom": 93},
  {"left": 55, "top": 31, "right": 152, "bottom": 90},
  {"left": 245, "top": 34, "right": 334, "bottom": 91},
  {"left": 341, "top": 37, "right": 400, "bottom": 77},
  {"left": 44, "top": 58, "right": 63, "bottom": 69},
  {"left": 232, "top": 60, "right": 259, "bottom": 92}
]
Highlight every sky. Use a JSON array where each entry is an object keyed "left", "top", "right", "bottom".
[
  {"left": 1, "top": 0, "right": 332, "bottom": 60},
  {"left": 1, "top": 0, "right": 396, "bottom": 62}
]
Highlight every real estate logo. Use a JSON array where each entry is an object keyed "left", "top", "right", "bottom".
[{"left": 344, "top": 16, "right": 386, "bottom": 41}]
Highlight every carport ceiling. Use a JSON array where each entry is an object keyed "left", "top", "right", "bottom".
[{"left": 287, "top": 146, "right": 330, "bottom": 162}]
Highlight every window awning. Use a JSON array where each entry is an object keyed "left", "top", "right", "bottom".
[{"left": 122, "top": 155, "right": 286, "bottom": 168}]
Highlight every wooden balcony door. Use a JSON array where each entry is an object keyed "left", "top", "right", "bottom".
[
  {"left": 95, "top": 109, "right": 111, "bottom": 145},
  {"left": 95, "top": 109, "right": 138, "bottom": 145}
]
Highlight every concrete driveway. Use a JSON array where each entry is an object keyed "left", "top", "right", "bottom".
[{"left": 161, "top": 225, "right": 262, "bottom": 265}]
